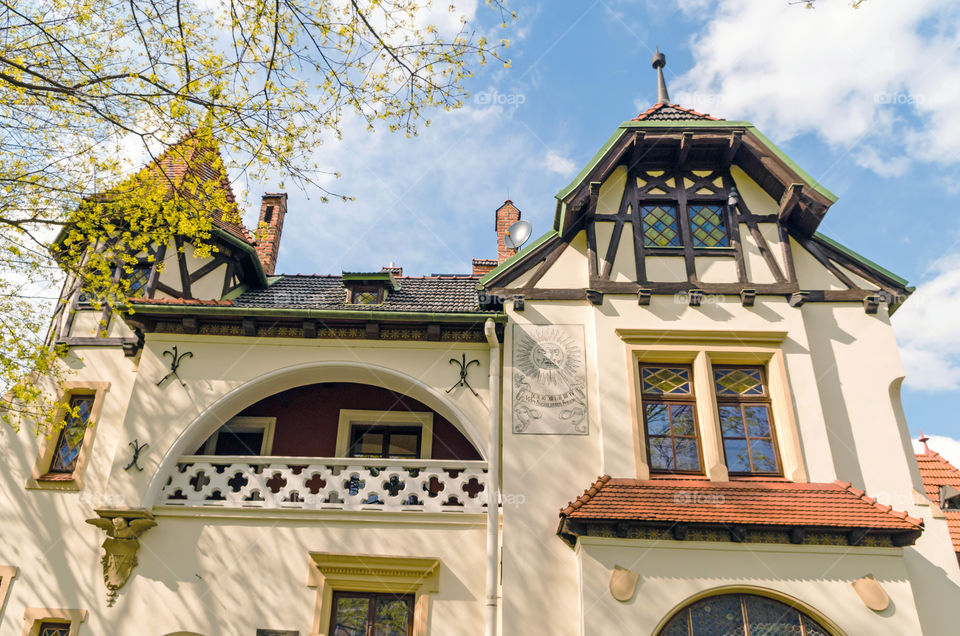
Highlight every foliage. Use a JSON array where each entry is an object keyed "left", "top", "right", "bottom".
[{"left": 0, "top": 0, "right": 513, "bottom": 432}]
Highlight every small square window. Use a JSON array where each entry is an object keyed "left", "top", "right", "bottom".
[
  {"left": 688, "top": 204, "right": 729, "bottom": 247},
  {"left": 640, "top": 205, "right": 681, "bottom": 247}
]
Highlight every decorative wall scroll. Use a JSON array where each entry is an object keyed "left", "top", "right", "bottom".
[
  {"left": 156, "top": 345, "right": 192, "bottom": 387},
  {"left": 512, "top": 324, "right": 588, "bottom": 435}
]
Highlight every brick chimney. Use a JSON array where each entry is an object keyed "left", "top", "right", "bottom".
[
  {"left": 255, "top": 193, "right": 287, "bottom": 275},
  {"left": 496, "top": 200, "right": 521, "bottom": 263}
]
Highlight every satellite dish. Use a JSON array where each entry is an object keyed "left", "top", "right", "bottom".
[{"left": 504, "top": 220, "right": 532, "bottom": 249}]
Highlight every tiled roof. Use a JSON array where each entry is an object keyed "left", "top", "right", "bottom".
[
  {"left": 231, "top": 274, "right": 489, "bottom": 313},
  {"left": 916, "top": 448, "right": 960, "bottom": 553},
  {"left": 560, "top": 476, "right": 923, "bottom": 532},
  {"left": 632, "top": 103, "right": 721, "bottom": 122}
]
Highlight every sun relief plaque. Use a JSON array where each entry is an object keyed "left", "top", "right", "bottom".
[{"left": 512, "top": 324, "right": 588, "bottom": 435}]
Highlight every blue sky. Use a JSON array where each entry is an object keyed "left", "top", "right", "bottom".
[{"left": 249, "top": 0, "right": 960, "bottom": 453}]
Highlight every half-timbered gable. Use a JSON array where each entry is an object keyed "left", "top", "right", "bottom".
[{"left": 480, "top": 107, "right": 910, "bottom": 314}]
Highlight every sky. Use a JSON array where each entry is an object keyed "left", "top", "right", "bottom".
[{"left": 237, "top": 0, "right": 960, "bottom": 462}]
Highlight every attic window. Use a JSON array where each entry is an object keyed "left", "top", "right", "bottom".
[
  {"left": 341, "top": 272, "right": 399, "bottom": 305},
  {"left": 351, "top": 287, "right": 382, "bottom": 305},
  {"left": 634, "top": 167, "right": 733, "bottom": 251},
  {"left": 940, "top": 485, "right": 960, "bottom": 510}
]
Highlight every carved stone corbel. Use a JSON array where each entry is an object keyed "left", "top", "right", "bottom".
[{"left": 85, "top": 509, "right": 156, "bottom": 606}]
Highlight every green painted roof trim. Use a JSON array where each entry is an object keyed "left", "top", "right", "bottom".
[
  {"left": 212, "top": 228, "right": 268, "bottom": 287},
  {"left": 813, "top": 231, "right": 910, "bottom": 289},
  {"left": 477, "top": 228, "right": 559, "bottom": 286},
  {"left": 342, "top": 271, "right": 399, "bottom": 290},
  {"left": 127, "top": 303, "right": 506, "bottom": 323},
  {"left": 555, "top": 120, "right": 838, "bottom": 212}
]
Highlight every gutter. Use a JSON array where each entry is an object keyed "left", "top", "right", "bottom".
[
  {"left": 484, "top": 318, "right": 501, "bottom": 636},
  {"left": 126, "top": 303, "right": 507, "bottom": 324}
]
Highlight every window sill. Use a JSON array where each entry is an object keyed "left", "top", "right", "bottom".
[{"left": 26, "top": 474, "right": 82, "bottom": 491}]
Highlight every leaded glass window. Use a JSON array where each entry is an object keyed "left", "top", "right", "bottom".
[
  {"left": 714, "top": 365, "right": 780, "bottom": 475},
  {"left": 38, "top": 623, "right": 71, "bottom": 636},
  {"left": 688, "top": 204, "right": 729, "bottom": 247},
  {"left": 350, "top": 286, "right": 382, "bottom": 305},
  {"left": 640, "top": 365, "right": 701, "bottom": 473},
  {"left": 641, "top": 204, "right": 681, "bottom": 247},
  {"left": 49, "top": 395, "right": 94, "bottom": 474},
  {"left": 330, "top": 591, "right": 413, "bottom": 636},
  {"left": 658, "top": 593, "right": 833, "bottom": 636}
]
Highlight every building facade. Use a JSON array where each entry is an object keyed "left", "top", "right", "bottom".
[{"left": 2, "top": 59, "right": 959, "bottom": 635}]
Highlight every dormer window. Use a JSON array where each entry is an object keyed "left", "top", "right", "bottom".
[{"left": 342, "top": 271, "right": 399, "bottom": 305}]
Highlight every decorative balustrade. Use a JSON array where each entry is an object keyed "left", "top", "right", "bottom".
[{"left": 159, "top": 456, "right": 491, "bottom": 513}]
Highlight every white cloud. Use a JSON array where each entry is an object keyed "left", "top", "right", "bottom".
[
  {"left": 913, "top": 434, "right": 960, "bottom": 469},
  {"left": 543, "top": 151, "right": 577, "bottom": 176},
  {"left": 893, "top": 253, "right": 960, "bottom": 391},
  {"left": 674, "top": 0, "right": 960, "bottom": 174}
]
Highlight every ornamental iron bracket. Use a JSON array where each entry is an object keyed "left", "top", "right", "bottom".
[
  {"left": 85, "top": 509, "right": 157, "bottom": 606},
  {"left": 123, "top": 439, "right": 149, "bottom": 471},
  {"left": 156, "top": 346, "right": 193, "bottom": 387},
  {"left": 447, "top": 353, "right": 480, "bottom": 397}
]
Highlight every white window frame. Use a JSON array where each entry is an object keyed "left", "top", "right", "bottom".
[
  {"left": 335, "top": 409, "right": 434, "bottom": 459},
  {"left": 201, "top": 416, "right": 276, "bottom": 456}
]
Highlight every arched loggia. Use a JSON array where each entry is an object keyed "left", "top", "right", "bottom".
[{"left": 142, "top": 361, "right": 487, "bottom": 508}]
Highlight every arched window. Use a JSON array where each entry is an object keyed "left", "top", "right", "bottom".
[{"left": 658, "top": 593, "right": 833, "bottom": 636}]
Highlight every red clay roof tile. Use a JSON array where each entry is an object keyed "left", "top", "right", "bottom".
[{"left": 916, "top": 448, "right": 960, "bottom": 552}]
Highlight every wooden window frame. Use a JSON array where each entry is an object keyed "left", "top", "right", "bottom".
[
  {"left": 307, "top": 553, "right": 440, "bottom": 636},
  {"left": 21, "top": 608, "right": 87, "bottom": 636},
  {"left": 687, "top": 202, "right": 731, "bottom": 249},
  {"left": 713, "top": 364, "right": 782, "bottom": 476},
  {"left": 329, "top": 590, "right": 414, "bottom": 636},
  {"left": 639, "top": 364, "right": 705, "bottom": 475},
  {"left": 348, "top": 425, "right": 422, "bottom": 460},
  {"left": 640, "top": 202, "right": 684, "bottom": 250},
  {"left": 27, "top": 382, "right": 109, "bottom": 492},
  {"left": 200, "top": 416, "right": 276, "bottom": 456},
  {"left": 335, "top": 410, "right": 433, "bottom": 459}
]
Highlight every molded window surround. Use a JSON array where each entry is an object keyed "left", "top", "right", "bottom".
[
  {"left": 21, "top": 608, "right": 87, "bottom": 636},
  {"left": 26, "top": 382, "right": 110, "bottom": 492},
  {"left": 307, "top": 552, "right": 440, "bottom": 636},
  {"left": 0, "top": 565, "right": 17, "bottom": 620},
  {"left": 617, "top": 330, "right": 805, "bottom": 482},
  {"left": 335, "top": 410, "right": 434, "bottom": 459}
]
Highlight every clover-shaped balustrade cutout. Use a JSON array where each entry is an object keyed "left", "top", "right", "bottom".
[
  {"left": 266, "top": 472, "right": 288, "bottom": 494},
  {"left": 326, "top": 492, "right": 343, "bottom": 504},
  {"left": 227, "top": 471, "right": 249, "bottom": 492},
  {"left": 407, "top": 468, "right": 421, "bottom": 477},
  {"left": 212, "top": 463, "right": 228, "bottom": 474},
  {"left": 424, "top": 476, "right": 445, "bottom": 498},
  {"left": 250, "top": 464, "right": 265, "bottom": 475},
  {"left": 344, "top": 474, "right": 365, "bottom": 495},
  {"left": 363, "top": 493, "right": 384, "bottom": 505},
  {"left": 445, "top": 469, "right": 462, "bottom": 479},
  {"left": 177, "top": 462, "right": 193, "bottom": 473},
  {"left": 285, "top": 491, "right": 302, "bottom": 503},
  {"left": 206, "top": 489, "right": 226, "bottom": 501},
  {"left": 328, "top": 465, "right": 343, "bottom": 476},
  {"left": 383, "top": 475, "right": 405, "bottom": 497},
  {"left": 189, "top": 470, "right": 211, "bottom": 492},
  {"left": 442, "top": 495, "right": 464, "bottom": 507},
  {"left": 404, "top": 494, "right": 423, "bottom": 506},
  {"left": 290, "top": 465, "right": 306, "bottom": 475},
  {"left": 462, "top": 477, "right": 485, "bottom": 499},
  {"left": 167, "top": 489, "right": 187, "bottom": 500},
  {"left": 367, "top": 467, "right": 382, "bottom": 477},
  {"left": 305, "top": 473, "right": 327, "bottom": 494},
  {"left": 244, "top": 490, "right": 264, "bottom": 502}
]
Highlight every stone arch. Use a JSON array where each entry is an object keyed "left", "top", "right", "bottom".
[
  {"left": 653, "top": 585, "right": 845, "bottom": 636},
  {"left": 143, "top": 361, "right": 487, "bottom": 507}
]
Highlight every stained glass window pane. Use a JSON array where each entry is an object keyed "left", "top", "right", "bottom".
[
  {"left": 374, "top": 596, "right": 411, "bottom": 636},
  {"left": 744, "top": 595, "right": 803, "bottom": 636},
  {"left": 690, "top": 594, "right": 745, "bottom": 636},
  {"left": 38, "top": 624, "right": 71, "bottom": 636},
  {"left": 127, "top": 264, "right": 152, "bottom": 297},
  {"left": 714, "top": 367, "right": 764, "bottom": 396},
  {"left": 332, "top": 596, "right": 370, "bottom": 636},
  {"left": 642, "top": 367, "right": 691, "bottom": 394},
  {"left": 641, "top": 205, "right": 681, "bottom": 247},
  {"left": 689, "top": 204, "right": 729, "bottom": 247},
  {"left": 659, "top": 611, "right": 691, "bottom": 636},
  {"left": 49, "top": 395, "right": 94, "bottom": 473},
  {"left": 355, "top": 291, "right": 379, "bottom": 304},
  {"left": 801, "top": 615, "right": 831, "bottom": 636}
]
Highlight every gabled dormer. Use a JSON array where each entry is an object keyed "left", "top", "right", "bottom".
[
  {"left": 341, "top": 271, "right": 401, "bottom": 305},
  {"left": 479, "top": 52, "right": 911, "bottom": 313}
]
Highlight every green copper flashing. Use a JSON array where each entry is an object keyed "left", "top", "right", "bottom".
[
  {"left": 555, "top": 120, "right": 838, "bottom": 212},
  {"left": 342, "top": 271, "right": 399, "bottom": 289},
  {"left": 477, "top": 229, "right": 559, "bottom": 286},
  {"left": 813, "top": 232, "right": 910, "bottom": 289},
  {"left": 126, "top": 303, "right": 506, "bottom": 323}
]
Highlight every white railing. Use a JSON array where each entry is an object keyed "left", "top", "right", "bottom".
[{"left": 158, "top": 456, "right": 490, "bottom": 513}]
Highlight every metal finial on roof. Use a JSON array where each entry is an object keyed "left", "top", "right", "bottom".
[
  {"left": 919, "top": 431, "right": 931, "bottom": 454},
  {"left": 651, "top": 47, "right": 670, "bottom": 105}
]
